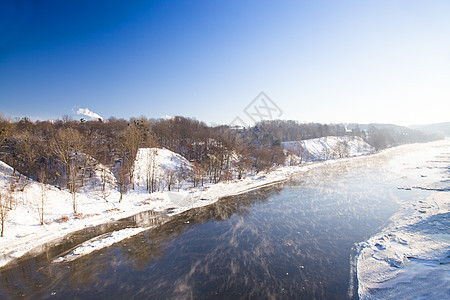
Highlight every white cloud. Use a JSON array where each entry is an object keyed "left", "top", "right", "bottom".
[{"left": 76, "top": 108, "right": 103, "bottom": 121}]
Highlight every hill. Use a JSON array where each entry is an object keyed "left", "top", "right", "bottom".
[
  {"left": 282, "top": 136, "right": 373, "bottom": 163},
  {"left": 133, "top": 148, "right": 192, "bottom": 192},
  {"left": 409, "top": 122, "right": 450, "bottom": 137}
]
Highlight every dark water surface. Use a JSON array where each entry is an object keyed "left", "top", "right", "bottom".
[{"left": 0, "top": 145, "right": 440, "bottom": 300}]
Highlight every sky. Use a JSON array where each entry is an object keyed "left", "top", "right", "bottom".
[{"left": 1, "top": 0, "right": 449, "bottom": 126}]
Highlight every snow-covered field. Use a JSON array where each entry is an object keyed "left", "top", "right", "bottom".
[{"left": 356, "top": 139, "right": 450, "bottom": 299}]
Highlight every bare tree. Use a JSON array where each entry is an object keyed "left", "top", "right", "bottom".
[
  {"left": 0, "top": 191, "right": 11, "bottom": 237},
  {"left": 0, "top": 116, "right": 12, "bottom": 161},
  {"left": 233, "top": 146, "right": 251, "bottom": 179},
  {"left": 51, "top": 128, "right": 86, "bottom": 213},
  {"left": 368, "top": 127, "right": 394, "bottom": 150},
  {"left": 52, "top": 128, "right": 85, "bottom": 189},
  {"left": 163, "top": 168, "right": 176, "bottom": 191},
  {"left": 91, "top": 142, "right": 110, "bottom": 191},
  {"left": 251, "top": 147, "right": 272, "bottom": 174},
  {"left": 68, "top": 160, "right": 80, "bottom": 213},
  {"left": 36, "top": 168, "right": 48, "bottom": 225},
  {"left": 117, "top": 163, "right": 129, "bottom": 202},
  {"left": 285, "top": 149, "right": 298, "bottom": 166},
  {"left": 321, "top": 147, "right": 334, "bottom": 160},
  {"left": 191, "top": 162, "right": 205, "bottom": 187},
  {"left": 7, "top": 173, "right": 26, "bottom": 210},
  {"left": 52, "top": 128, "right": 73, "bottom": 189},
  {"left": 98, "top": 181, "right": 111, "bottom": 203},
  {"left": 175, "top": 165, "right": 189, "bottom": 191},
  {"left": 145, "top": 149, "right": 159, "bottom": 193},
  {"left": 119, "top": 124, "right": 143, "bottom": 190},
  {"left": 270, "top": 146, "right": 285, "bottom": 167},
  {"left": 67, "top": 154, "right": 85, "bottom": 213},
  {"left": 284, "top": 141, "right": 305, "bottom": 165},
  {"left": 334, "top": 140, "right": 350, "bottom": 158}
]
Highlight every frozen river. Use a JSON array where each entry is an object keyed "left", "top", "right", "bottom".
[{"left": 0, "top": 141, "right": 447, "bottom": 299}]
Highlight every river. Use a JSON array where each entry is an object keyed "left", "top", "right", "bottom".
[{"left": 0, "top": 141, "right": 446, "bottom": 299}]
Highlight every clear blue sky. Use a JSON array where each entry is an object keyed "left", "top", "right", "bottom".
[{"left": 1, "top": 0, "right": 449, "bottom": 126}]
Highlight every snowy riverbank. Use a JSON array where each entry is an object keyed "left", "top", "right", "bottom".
[
  {"left": 0, "top": 154, "right": 367, "bottom": 268},
  {"left": 1, "top": 137, "right": 448, "bottom": 300},
  {"left": 356, "top": 139, "right": 450, "bottom": 299},
  {"left": 0, "top": 136, "right": 374, "bottom": 268}
]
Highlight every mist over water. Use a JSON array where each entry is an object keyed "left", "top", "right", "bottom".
[{"left": 0, "top": 144, "right": 440, "bottom": 299}]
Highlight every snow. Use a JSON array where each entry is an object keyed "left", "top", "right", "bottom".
[
  {"left": 282, "top": 136, "right": 373, "bottom": 162},
  {"left": 1, "top": 142, "right": 362, "bottom": 266},
  {"left": 75, "top": 154, "right": 117, "bottom": 200},
  {"left": 133, "top": 148, "right": 192, "bottom": 190},
  {"left": 54, "top": 227, "right": 147, "bottom": 262},
  {"left": 356, "top": 139, "right": 450, "bottom": 299},
  {"left": 1, "top": 146, "right": 300, "bottom": 266},
  {"left": 1, "top": 135, "right": 448, "bottom": 295}
]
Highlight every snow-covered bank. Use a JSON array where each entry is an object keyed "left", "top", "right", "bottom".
[
  {"left": 0, "top": 137, "right": 375, "bottom": 267},
  {"left": 3, "top": 137, "right": 446, "bottom": 274},
  {"left": 282, "top": 136, "right": 373, "bottom": 162},
  {"left": 54, "top": 227, "right": 148, "bottom": 263},
  {"left": 357, "top": 139, "right": 450, "bottom": 299}
]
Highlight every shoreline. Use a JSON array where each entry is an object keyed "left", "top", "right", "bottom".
[
  {"left": 0, "top": 149, "right": 379, "bottom": 269},
  {"left": 357, "top": 190, "right": 449, "bottom": 299},
  {"left": 1, "top": 140, "right": 447, "bottom": 277},
  {"left": 356, "top": 139, "right": 450, "bottom": 299}
]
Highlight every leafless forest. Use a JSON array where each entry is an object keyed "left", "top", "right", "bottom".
[{"left": 0, "top": 115, "right": 441, "bottom": 195}]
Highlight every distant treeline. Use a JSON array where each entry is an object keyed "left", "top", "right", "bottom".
[{"left": 0, "top": 115, "right": 443, "bottom": 192}]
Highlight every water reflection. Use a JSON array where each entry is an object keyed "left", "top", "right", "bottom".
[
  {"left": 0, "top": 147, "right": 435, "bottom": 300},
  {"left": 0, "top": 186, "right": 284, "bottom": 299}
]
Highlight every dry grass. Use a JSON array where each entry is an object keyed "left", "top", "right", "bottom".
[
  {"left": 55, "top": 215, "right": 70, "bottom": 223},
  {"left": 140, "top": 199, "right": 152, "bottom": 206},
  {"left": 74, "top": 212, "right": 99, "bottom": 219}
]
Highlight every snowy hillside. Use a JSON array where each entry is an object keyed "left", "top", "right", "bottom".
[
  {"left": 282, "top": 136, "right": 373, "bottom": 163},
  {"left": 0, "top": 161, "right": 14, "bottom": 185},
  {"left": 1, "top": 161, "right": 82, "bottom": 236},
  {"left": 77, "top": 154, "right": 117, "bottom": 197},
  {"left": 133, "top": 148, "right": 192, "bottom": 191}
]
